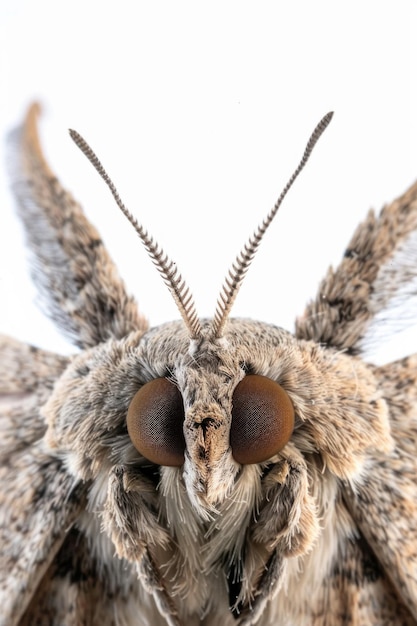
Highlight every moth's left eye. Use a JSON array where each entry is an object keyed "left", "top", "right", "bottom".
[
  {"left": 127, "top": 377, "right": 185, "bottom": 466},
  {"left": 231, "top": 374, "right": 294, "bottom": 464}
]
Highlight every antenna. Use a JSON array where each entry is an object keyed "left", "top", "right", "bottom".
[
  {"left": 69, "top": 129, "right": 202, "bottom": 340},
  {"left": 211, "top": 111, "right": 333, "bottom": 338}
]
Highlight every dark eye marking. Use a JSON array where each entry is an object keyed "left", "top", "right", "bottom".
[
  {"left": 230, "top": 375, "right": 294, "bottom": 464},
  {"left": 127, "top": 378, "right": 185, "bottom": 467}
]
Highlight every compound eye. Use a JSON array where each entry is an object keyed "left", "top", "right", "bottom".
[
  {"left": 127, "top": 378, "right": 185, "bottom": 466},
  {"left": 231, "top": 374, "right": 294, "bottom": 464}
]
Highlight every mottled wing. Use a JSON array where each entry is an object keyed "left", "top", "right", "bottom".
[
  {"left": 7, "top": 103, "right": 148, "bottom": 349},
  {"left": 0, "top": 336, "right": 84, "bottom": 624},
  {"left": 340, "top": 355, "right": 417, "bottom": 622},
  {"left": 0, "top": 336, "right": 149, "bottom": 626},
  {"left": 296, "top": 180, "right": 417, "bottom": 355}
]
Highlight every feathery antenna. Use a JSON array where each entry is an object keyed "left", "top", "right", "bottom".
[
  {"left": 211, "top": 111, "right": 334, "bottom": 338},
  {"left": 69, "top": 129, "right": 202, "bottom": 340}
]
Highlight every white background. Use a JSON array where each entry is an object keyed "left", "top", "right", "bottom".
[{"left": 0, "top": 1, "right": 416, "bottom": 363}]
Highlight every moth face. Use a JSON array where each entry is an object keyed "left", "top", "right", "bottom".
[
  {"left": 126, "top": 367, "right": 294, "bottom": 468},
  {"left": 126, "top": 338, "right": 294, "bottom": 506},
  {"left": 44, "top": 317, "right": 386, "bottom": 517}
]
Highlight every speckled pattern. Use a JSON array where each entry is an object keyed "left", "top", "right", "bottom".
[{"left": 1, "top": 105, "right": 417, "bottom": 625}]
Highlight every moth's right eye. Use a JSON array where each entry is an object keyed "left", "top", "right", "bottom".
[{"left": 127, "top": 378, "right": 185, "bottom": 467}]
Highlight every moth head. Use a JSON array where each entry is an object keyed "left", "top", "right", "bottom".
[{"left": 45, "top": 314, "right": 389, "bottom": 522}]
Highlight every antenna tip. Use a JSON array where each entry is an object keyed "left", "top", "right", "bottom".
[
  {"left": 323, "top": 111, "right": 334, "bottom": 125},
  {"left": 320, "top": 111, "right": 334, "bottom": 127}
]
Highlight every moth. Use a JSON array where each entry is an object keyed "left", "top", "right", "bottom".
[{"left": 1, "top": 103, "right": 417, "bottom": 626}]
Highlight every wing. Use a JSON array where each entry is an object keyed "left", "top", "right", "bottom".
[
  {"left": 340, "top": 354, "right": 417, "bottom": 623},
  {"left": 295, "top": 179, "right": 417, "bottom": 621},
  {"left": 7, "top": 103, "right": 148, "bottom": 349},
  {"left": 0, "top": 335, "right": 84, "bottom": 624},
  {"left": 295, "top": 179, "right": 417, "bottom": 355}
]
